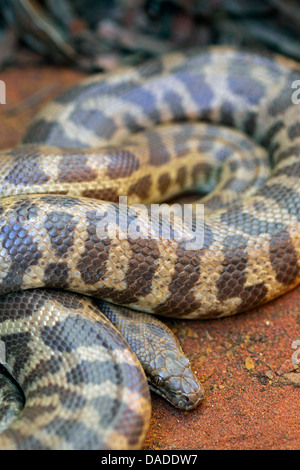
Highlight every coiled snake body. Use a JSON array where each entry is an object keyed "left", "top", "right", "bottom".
[{"left": 0, "top": 46, "right": 300, "bottom": 449}]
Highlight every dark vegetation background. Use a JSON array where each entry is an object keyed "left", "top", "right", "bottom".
[{"left": 1, "top": 0, "right": 300, "bottom": 71}]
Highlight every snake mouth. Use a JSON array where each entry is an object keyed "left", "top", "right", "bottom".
[
  {"left": 175, "top": 388, "right": 205, "bottom": 411},
  {"left": 148, "top": 382, "right": 205, "bottom": 410}
]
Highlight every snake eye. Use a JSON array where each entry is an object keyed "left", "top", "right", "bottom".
[{"left": 153, "top": 375, "right": 165, "bottom": 387}]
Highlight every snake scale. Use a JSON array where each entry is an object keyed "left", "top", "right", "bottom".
[{"left": 0, "top": 46, "right": 300, "bottom": 449}]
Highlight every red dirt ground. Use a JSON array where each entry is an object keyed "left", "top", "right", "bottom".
[{"left": 0, "top": 65, "right": 299, "bottom": 450}]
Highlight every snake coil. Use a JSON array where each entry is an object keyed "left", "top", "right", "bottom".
[{"left": 0, "top": 46, "right": 299, "bottom": 449}]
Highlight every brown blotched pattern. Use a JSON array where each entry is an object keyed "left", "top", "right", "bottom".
[
  {"left": 0, "top": 290, "right": 150, "bottom": 449},
  {"left": 0, "top": 46, "right": 300, "bottom": 449}
]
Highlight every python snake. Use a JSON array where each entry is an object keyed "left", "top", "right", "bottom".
[{"left": 0, "top": 46, "right": 300, "bottom": 449}]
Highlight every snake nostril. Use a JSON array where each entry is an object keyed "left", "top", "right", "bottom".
[{"left": 182, "top": 395, "right": 190, "bottom": 403}]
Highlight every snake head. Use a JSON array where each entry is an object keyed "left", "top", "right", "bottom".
[{"left": 147, "top": 353, "right": 205, "bottom": 410}]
